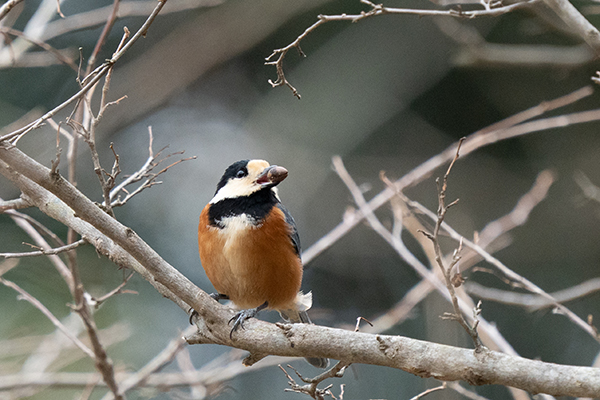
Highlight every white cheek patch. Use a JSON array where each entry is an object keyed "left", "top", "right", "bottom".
[{"left": 210, "top": 177, "right": 260, "bottom": 204}]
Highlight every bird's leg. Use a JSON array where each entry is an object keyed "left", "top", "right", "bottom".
[
  {"left": 210, "top": 293, "right": 229, "bottom": 301},
  {"left": 188, "top": 293, "right": 230, "bottom": 324},
  {"left": 229, "top": 301, "right": 268, "bottom": 338}
]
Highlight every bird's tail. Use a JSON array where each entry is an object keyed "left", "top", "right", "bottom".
[{"left": 279, "top": 292, "right": 330, "bottom": 369}]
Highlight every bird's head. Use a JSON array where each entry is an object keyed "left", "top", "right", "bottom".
[{"left": 210, "top": 159, "right": 288, "bottom": 204}]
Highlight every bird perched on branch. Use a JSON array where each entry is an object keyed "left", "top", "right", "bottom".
[{"left": 196, "top": 159, "right": 329, "bottom": 369}]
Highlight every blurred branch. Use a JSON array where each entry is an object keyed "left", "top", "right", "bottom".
[
  {"left": 543, "top": 0, "right": 600, "bottom": 55},
  {"left": 0, "top": 278, "right": 95, "bottom": 358},
  {"left": 0, "top": 0, "right": 24, "bottom": 22},
  {"left": 266, "top": 0, "right": 541, "bottom": 97},
  {"left": 393, "top": 183, "right": 600, "bottom": 343},
  {"left": 331, "top": 156, "right": 519, "bottom": 358},
  {"left": 0, "top": 0, "right": 167, "bottom": 145},
  {"left": 302, "top": 86, "right": 594, "bottom": 265},
  {"left": 575, "top": 170, "right": 600, "bottom": 204},
  {"left": 453, "top": 42, "right": 594, "bottom": 67},
  {"left": 0, "top": 27, "right": 78, "bottom": 70},
  {"left": 41, "top": 0, "right": 224, "bottom": 43},
  {"left": 100, "top": 326, "right": 196, "bottom": 400},
  {"left": 435, "top": 16, "right": 594, "bottom": 68},
  {"left": 466, "top": 278, "right": 600, "bottom": 311}
]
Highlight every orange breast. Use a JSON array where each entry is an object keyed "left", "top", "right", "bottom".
[{"left": 198, "top": 205, "right": 302, "bottom": 310}]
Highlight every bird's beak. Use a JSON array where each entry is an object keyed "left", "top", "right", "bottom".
[{"left": 256, "top": 165, "right": 288, "bottom": 187}]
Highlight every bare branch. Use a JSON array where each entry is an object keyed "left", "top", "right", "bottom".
[
  {"left": 0, "top": 278, "right": 95, "bottom": 358},
  {"left": 409, "top": 383, "right": 447, "bottom": 400},
  {"left": 0, "top": 0, "right": 24, "bottom": 23},
  {"left": 266, "top": 0, "right": 541, "bottom": 97},
  {"left": 394, "top": 186, "right": 600, "bottom": 343},
  {"left": 543, "top": 0, "right": 600, "bottom": 54},
  {"left": 302, "top": 86, "right": 595, "bottom": 265},
  {"left": 330, "top": 156, "right": 516, "bottom": 356},
  {"left": 280, "top": 361, "right": 350, "bottom": 400},
  {"left": 100, "top": 326, "right": 196, "bottom": 400},
  {"left": 0, "top": 0, "right": 167, "bottom": 144},
  {"left": 465, "top": 278, "right": 600, "bottom": 311},
  {"left": 0, "top": 238, "right": 86, "bottom": 259},
  {"left": 108, "top": 127, "right": 197, "bottom": 208},
  {"left": 0, "top": 196, "right": 31, "bottom": 211},
  {"left": 1, "top": 137, "right": 600, "bottom": 397},
  {"left": 418, "top": 138, "right": 482, "bottom": 349}
]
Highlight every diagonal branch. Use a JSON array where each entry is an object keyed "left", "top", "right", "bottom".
[{"left": 1, "top": 136, "right": 600, "bottom": 397}]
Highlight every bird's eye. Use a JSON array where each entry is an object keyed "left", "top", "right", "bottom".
[{"left": 235, "top": 169, "right": 247, "bottom": 179}]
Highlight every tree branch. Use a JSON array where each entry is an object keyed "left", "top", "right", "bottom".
[
  {"left": 0, "top": 278, "right": 95, "bottom": 358},
  {"left": 2, "top": 118, "right": 600, "bottom": 397},
  {"left": 301, "top": 86, "right": 596, "bottom": 264}
]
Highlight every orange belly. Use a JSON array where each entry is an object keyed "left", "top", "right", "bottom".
[{"left": 198, "top": 205, "right": 302, "bottom": 310}]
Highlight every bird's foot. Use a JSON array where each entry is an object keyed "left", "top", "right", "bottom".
[
  {"left": 210, "top": 293, "right": 229, "bottom": 302},
  {"left": 228, "top": 301, "right": 268, "bottom": 339}
]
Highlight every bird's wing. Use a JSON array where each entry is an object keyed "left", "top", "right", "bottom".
[{"left": 276, "top": 202, "right": 301, "bottom": 257}]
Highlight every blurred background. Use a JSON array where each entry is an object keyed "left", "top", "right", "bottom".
[{"left": 1, "top": 0, "right": 600, "bottom": 398}]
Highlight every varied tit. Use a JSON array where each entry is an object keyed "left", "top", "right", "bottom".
[{"left": 196, "top": 159, "right": 328, "bottom": 368}]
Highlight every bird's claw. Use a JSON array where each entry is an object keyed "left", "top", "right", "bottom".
[
  {"left": 188, "top": 308, "right": 199, "bottom": 325},
  {"left": 189, "top": 293, "right": 228, "bottom": 325},
  {"left": 228, "top": 302, "right": 267, "bottom": 339},
  {"left": 228, "top": 308, "right": 258, "bottom": 338}
]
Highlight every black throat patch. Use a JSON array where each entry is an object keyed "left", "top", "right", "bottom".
[{"left": 208, "top": 188, "right": 279, "bottom": 227}]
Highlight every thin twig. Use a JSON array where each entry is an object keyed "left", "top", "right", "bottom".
[
  {"left": 409, "top": 383, "right": 448, "bottom": 400},
  {"left": 0, "top": 0, "right": 167, "bottom": 144},
  {"left": 280, "top": 361, "right": 350, "bottom": 400},
  {"left": 94, "top": 272, "right": 136, "bottom": 305},
  {"left": 418, "top": 138, "right": 483, "bottom": 349},
  {"left": 331, "top": 156, "right": 517, "bottom": 355},
  {"left": 266, "top": 0, "right": 541, "bottom": 97},
  {"left": 0, "top": 238, "right": 86, "bottom": 258},
  {"left": 397, "top": 187, "right": 600, "bottom": 343},
  {"left": 86, "top": 0, "right": 121, "bottom": 73},
  {"left": 0, "top": 27, "right": 77, "bottom": 70}
]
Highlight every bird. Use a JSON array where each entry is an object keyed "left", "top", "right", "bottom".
[{"left": 196, "top": 159, "right": 329, "bottom": 369}]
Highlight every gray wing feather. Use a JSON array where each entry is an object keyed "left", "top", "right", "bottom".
[{"left": 276, "top": 203, "right": 301, "bottom": 257}]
